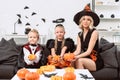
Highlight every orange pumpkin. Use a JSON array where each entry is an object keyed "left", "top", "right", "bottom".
[
  {"left": 52, "top": 55, "right": 60, "bottom": 62},
  {"left": 25, "top": 72, "right": 39, "bottom": 80},
  {"left": 17, "top": 68, "right": 29, "bottom": 80},
  {"left": 59, "top": 59, "right": 66, "bottom": 68},
  {"left": 63, "top": 53, "right": 75, "bottom": 61},
  {"left": 28, "top": 54, "right": 36, "bottom": 60},
  {"left": 47, "top": 55, "right": 53, "bottom": 62},
  {"left": 63, "top": 72, "right": 76, "bottom": 80},
  {"left": 47, "top": 55, "right": 60, "bottom": 67}
]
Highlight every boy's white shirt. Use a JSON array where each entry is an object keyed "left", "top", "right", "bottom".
[{"left": 23, "top": 45, "right": 42, "bottom": 65}]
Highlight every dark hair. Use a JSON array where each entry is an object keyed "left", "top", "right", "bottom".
[{"left": 55, "top": 24, "right": 64, "bottom": 27}]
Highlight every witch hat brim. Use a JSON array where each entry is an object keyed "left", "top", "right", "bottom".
[{"left": 73, "top": 4, "right": 100, "bottom": 27}]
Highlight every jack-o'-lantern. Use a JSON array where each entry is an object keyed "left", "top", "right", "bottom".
[
  {"left": 59, "top": 59, "right": 66, "bottom": 68},
  {"left": 17, "top": 68, "right": 29, "bottom": 80},
  {"left": 47, "top": 55, "right": 60, "bottom": 67},
  {"left": 28, "top": 54, "right": 36, "bottom": 60},
  {"left": 25, "top": 72, "right": 39, "bottom": 80},
  {"left": 63, "top": 72, "right": 76, "bottom": 80},
  {"left": 63, "top": 53, "right": 75, "bottom": 61}
]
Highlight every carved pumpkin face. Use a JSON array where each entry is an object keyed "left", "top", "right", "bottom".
[
  {"left": 63, "top": 53, "right": 75, "bottom": 61},
  {"left": 63, "top": 72, "right": 76, "bottom": 80},
  {"left": 52, "top": 55, "right": 60, "bottom": 62},
  {"left": 47, "top": 55, "right": 60, "bottom": 66},
  {"left": 17, "top": 68, "right": 29, "bottom": 79},
  {"left": 25, "top": 72, "right": 39, "bottom": 80},
  {"left": 59, "top": 59, "right": 66, "bottom": 68}
]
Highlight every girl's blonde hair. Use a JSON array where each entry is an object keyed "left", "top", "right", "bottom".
[
  {"left": 54, "top": 24, "right": 65, "bottom": 51},
  {"left": 79, "top": 16, "right": 94, "bottom": 30},
  {"left": 28, "top": 29, "right": 39, "bottom": 39}
]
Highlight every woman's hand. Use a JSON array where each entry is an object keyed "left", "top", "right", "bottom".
[
  {"left": 75, "top": 55, "right": 79, "bottom": 60},
  {"left": 71, "top": 55, "right": 79, "bottom": 62}
]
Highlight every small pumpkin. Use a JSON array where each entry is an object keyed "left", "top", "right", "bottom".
[
  {"left": 25, "top": 72, "right": 39, "bottom": 80},
  {"left": 17, "top": 68, "right": 29, "bottom": 80},
  {"left": 28, "top": 54, "right": 36, "bottom": 60},
  {"left": 63, "top": 53, "right": 75, "bottom": 61},
  {"left": 63, "top": 72, "right": 76, "bottom": 80},
  {"left": 52, "top": 55, "right": 60, "bottom": 62},
  {"left": 47, "top": 55, "right": 60, "bottom": 67},
  {"left": 59, "top": 59, "right": 66, "bottom": 68}
]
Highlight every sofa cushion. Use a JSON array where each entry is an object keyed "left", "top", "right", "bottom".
[
  {"left": 99, "top": 38, "right": 118, "bottom": 68},
  {"left": 100, "top": 46, "right": 118, "bottom": 68},
  {"left": 8, "top": 38, "right": 17, "bottom": 47},
  {"left": 99, "top": 38, "right": 114, "bottom": 52},
  {"left": 0, "top": 38, "right": 19, "bottom": 65},
  {"left": 0, "top": 65, "right": 15, "bottom": 79}
]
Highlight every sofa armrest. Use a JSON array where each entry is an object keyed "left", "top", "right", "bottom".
[{"left": 0, "top": 65, "right": 15, "bottom": 79}]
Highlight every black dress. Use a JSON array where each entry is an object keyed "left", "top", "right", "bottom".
[
  {"left": 46, "top": 38, "right": 75, "bottom": 55},
  {"left": 78, "top": 28, "right": 104, "bottom": 70}
]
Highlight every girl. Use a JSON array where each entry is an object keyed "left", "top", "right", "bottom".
[{"left": 46, "top": 24, "right": 75, "bottom": 58}]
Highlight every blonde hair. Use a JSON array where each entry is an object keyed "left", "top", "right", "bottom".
[
  {"left": 54, "top": 24, "right": 65, "bottom": 51},
  {"left": 28, "top": 29, "right": 39, "bottom": 39},
  {"left": 79, "top": 16, "right": 94, "bottom": 30}
]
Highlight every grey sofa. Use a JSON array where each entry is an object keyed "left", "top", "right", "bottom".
[
  {"left": 0, "top": 38, "right": 20, "bottom": 80},
  {"left": 0, "top": 38, "right": 120, "bottom": 80},
  {"left": 0, "top": 38, "right": 48, "bottom": 80},
  {"left": 91, "top": 38, "right": 120, "bottom": 80}
]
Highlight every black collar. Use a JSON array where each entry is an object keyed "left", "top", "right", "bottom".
[{"left": 30, "top": 44, "right": 37, "bottom": 46}]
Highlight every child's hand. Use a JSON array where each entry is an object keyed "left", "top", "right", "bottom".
[
  {"left": 28, "top": 54, "right": 36, "bottom": 61},
  {"left": 60, "top": 55, "right": 63, "bottom": 59}
]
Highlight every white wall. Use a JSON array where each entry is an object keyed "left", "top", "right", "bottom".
[{"left": 0, "top": 0, "right": 92, "bottom": 43}]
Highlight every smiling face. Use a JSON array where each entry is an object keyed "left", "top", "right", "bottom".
[
  {"left": 54, "top": 25, "right": 65, "bottom": 41},
  {"left": 28, "top": 29, "right": 39, "bottom": 44}
]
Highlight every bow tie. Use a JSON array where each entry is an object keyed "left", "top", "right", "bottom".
[{"left": 30, "top": 44, "right": 37, "bottom": 46}]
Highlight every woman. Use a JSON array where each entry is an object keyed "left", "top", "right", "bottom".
[{"left": 73, "top": 4, "right": 104, "bottom": 71}]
